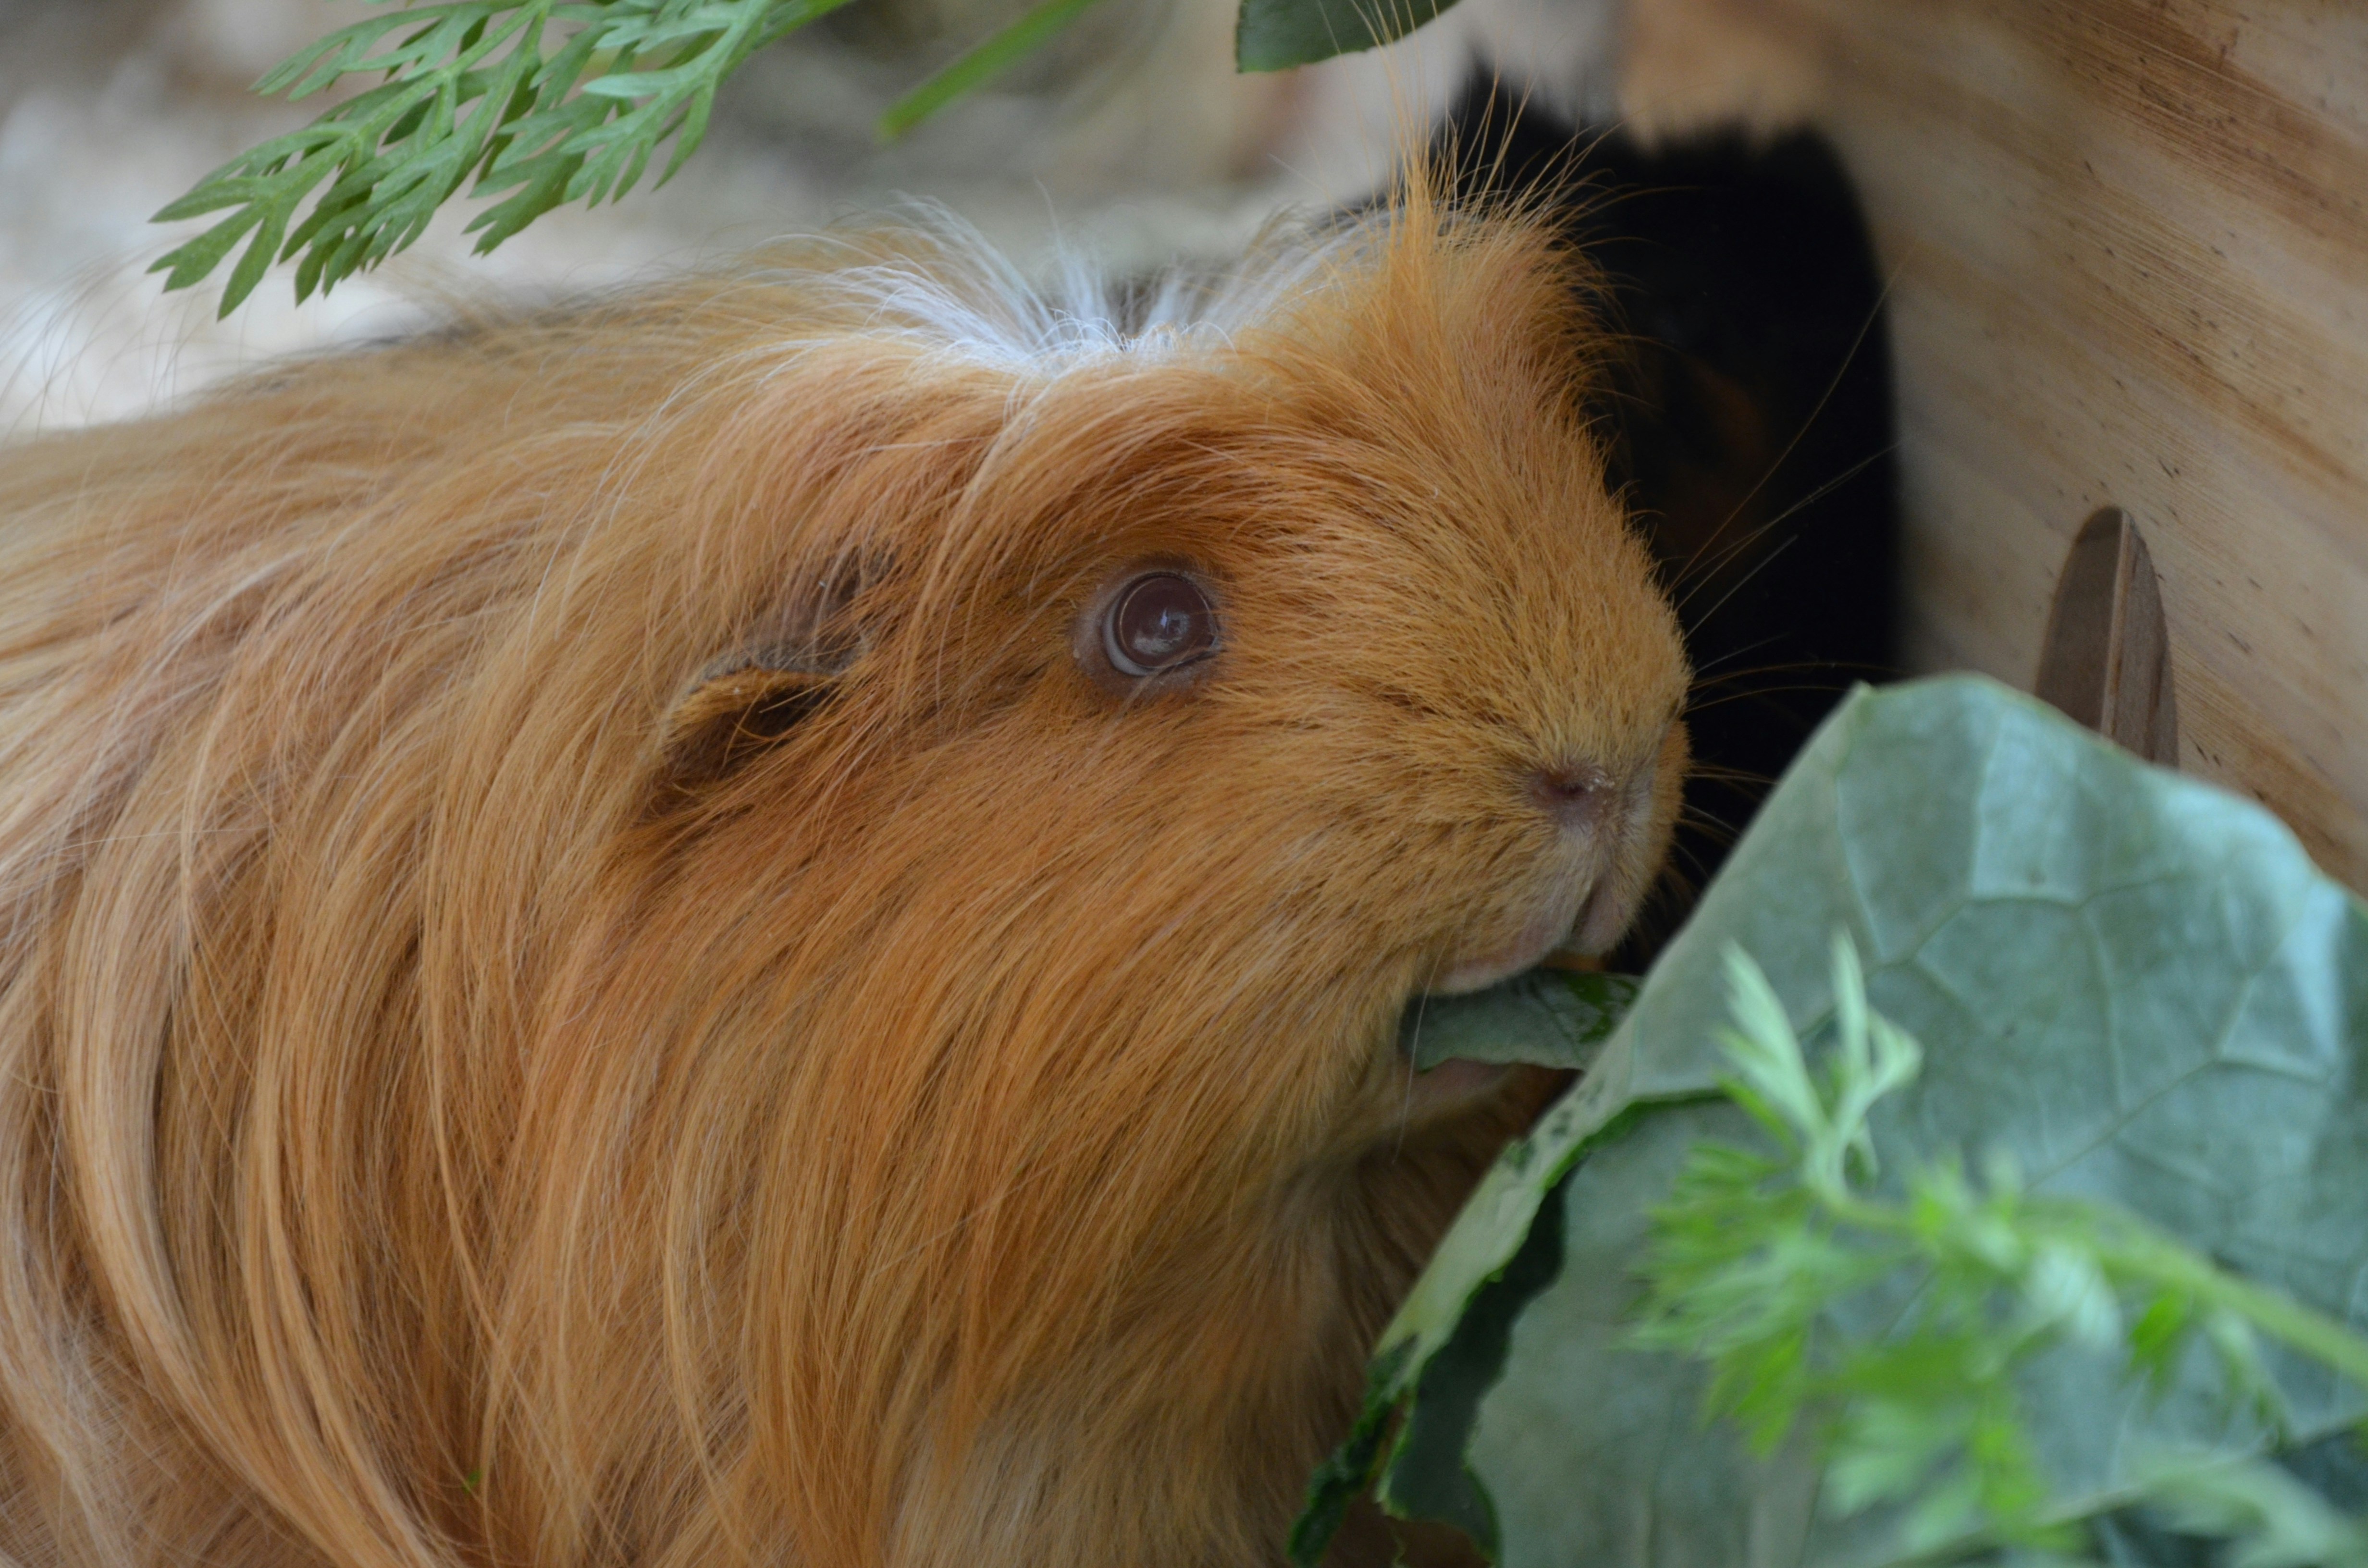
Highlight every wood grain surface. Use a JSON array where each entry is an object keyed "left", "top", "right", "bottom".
[{"left": 1624, "top": 0, "right": 2368, "bottom": 888}]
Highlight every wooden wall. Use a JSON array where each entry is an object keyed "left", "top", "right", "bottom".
[{"left": 1624, "top": 0, "right": 2368, "bottom": 889}]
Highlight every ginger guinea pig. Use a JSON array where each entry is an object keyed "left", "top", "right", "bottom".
[{"left": 0, "top": 184, "right": 1688, "bottom": 1568}]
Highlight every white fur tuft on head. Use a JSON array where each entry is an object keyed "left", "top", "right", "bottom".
[{"left": 736, "top": 205, "right": 1396, "bottom": 373}]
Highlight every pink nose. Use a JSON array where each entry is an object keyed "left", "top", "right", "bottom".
[{"left": 1528, "top": 763, "right": 1613, "bottom": 831}]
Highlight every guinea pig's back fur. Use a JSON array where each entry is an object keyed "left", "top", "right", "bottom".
[{"left": 0, "top": 184, "right": 1688, "bottom": 1568}]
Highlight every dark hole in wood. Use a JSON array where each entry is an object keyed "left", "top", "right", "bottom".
[{"left": 2034, "top": 506, "right": 2178, "bottom": 767}]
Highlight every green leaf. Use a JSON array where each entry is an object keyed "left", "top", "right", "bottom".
[
  {"left": 1295, "top": 675, "right": 2368, "bottom": 1567},
  {"left": 222, "top": 202, "right": 296, "bottom": 316},
  {"left": 1234, "top": 0, "right": 1462, "bottom": 73},
  {"left": 1401, "top": 969, "right": 1638, "bottom": 1074},
  {"left": 876, "top": 0, "right": 1111, "bottom": 141},
  {"left": 150, "top": 0, "right": 867, "bottom": 314},
  {"left": 146, "top": 205, "right": 267, "bottom": 291}
]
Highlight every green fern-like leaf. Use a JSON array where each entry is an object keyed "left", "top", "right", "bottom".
[{"left": 150, "top": 0, "right": 855, "bottom": 316}]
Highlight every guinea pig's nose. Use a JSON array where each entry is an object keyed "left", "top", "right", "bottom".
[{"left": 1527, "top": 762, "right": 1614, "bottom": 833}]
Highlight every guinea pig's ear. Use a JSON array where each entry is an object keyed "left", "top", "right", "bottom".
[
  {"left": 657, "top": 561, "right": 877, "bottom": 789},
  {"left": 658, "top": 658, "right": 843, "bottom": 787}
]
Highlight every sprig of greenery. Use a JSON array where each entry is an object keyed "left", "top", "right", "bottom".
[
  {"left": 1634, "top": 936, "right": 2368, "bottom": 1562},
  {"left": 149, "top": 0, "right": 1121, "bottom": 315},
  {"left": 152, "top": 0, "right": 826, "bottom": 315}
]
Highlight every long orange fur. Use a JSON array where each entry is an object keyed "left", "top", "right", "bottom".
[{"left": 0, "top": 169, "right": 1688, "bottom": 1568}]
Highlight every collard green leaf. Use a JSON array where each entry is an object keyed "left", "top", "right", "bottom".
[
  {"left": 1295, "top": 675, "right": 2368, "bottom": 1568},
  {"left": 1234, "top": 0, "right": 1464, "bottom": 73}
]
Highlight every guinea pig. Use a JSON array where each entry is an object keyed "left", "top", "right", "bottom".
[{"left": 0, "top": 174, "right": 1688, "bottom": 1568}]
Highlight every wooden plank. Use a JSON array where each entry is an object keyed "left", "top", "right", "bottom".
[{"left": 1624, "top": 0, "right": 2368, "bottom": 886}]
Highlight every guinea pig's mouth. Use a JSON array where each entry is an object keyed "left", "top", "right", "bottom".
[
  {"left": 1391, "top": 745, "right": 1671, "bottom": 1115},
  {"left": 1386, "top": 853, "right": 1652, "bottom": 1120}
]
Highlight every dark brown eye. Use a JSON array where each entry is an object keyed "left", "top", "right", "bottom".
[{"left": 1103, "top": 572, "right": 1219, "bottom": 678}]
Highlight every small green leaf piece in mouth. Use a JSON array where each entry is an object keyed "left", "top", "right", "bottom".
[{"left": 1401, "top": 968, "right": 1640, "bottom": 1075}]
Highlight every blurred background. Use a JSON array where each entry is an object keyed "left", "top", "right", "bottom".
[
  {"left": 0, "top": 0, "right": 1817, "bottom": 433},
  {"left": 0, "top": 0, "right": 1606, "bottom": 431}
]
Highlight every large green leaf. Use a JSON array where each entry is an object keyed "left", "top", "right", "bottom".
[
  {"left": 1234, "top": 0, "right": 1464, "bottom": 73},
  {"left": 1303, "top": 674, "right": 2368, "bottom": 1566}
]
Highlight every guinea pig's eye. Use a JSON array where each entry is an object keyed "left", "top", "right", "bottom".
[{"left": 1102, "top": 572, "right": 1219, "bottom": 678}]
